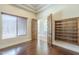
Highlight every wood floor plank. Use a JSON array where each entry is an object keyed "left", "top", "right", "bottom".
[{"left": 0, "top": 40, "right": 77, "bottom": 55}]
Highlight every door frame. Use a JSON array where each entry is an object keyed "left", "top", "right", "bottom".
[{"left": 47, "top": 14, "right": 53, "bottom": 45}]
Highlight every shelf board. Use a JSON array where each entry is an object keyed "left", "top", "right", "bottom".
[{"left": 55, "top": 17, "right": 78, "bottom": 44}]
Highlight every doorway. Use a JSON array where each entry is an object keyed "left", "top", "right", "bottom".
[{"left": 37, "top": 19, "right": 47, "bottom": 42}]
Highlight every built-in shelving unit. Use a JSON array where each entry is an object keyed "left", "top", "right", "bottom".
[{"left": 55, "top": 17, "right": 79, "bottom": 44}]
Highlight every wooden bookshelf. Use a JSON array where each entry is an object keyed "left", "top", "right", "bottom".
[{"left": 55, "top": 17, "right": 78, "bottom": 44}]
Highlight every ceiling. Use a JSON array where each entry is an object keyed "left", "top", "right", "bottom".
[
  {"left": 12, "top": 4, "right": 52, "bottom": 13},
  {"left": 23, "top": 4, "right": 48, "bottom": 11}
]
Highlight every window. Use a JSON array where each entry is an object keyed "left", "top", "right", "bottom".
[
  {"left": 17, "top": 17, "right": 27, "bottom": 36},
  {"left": 2, "top": 14, "right": 17, "bottom": 39},
  {"left": 2, "top": 13, "right": 27, "bottom": 39}
]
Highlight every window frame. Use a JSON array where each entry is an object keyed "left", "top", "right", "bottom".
[{"left": 1, "top": 12, "right": 27, "bottom": 39}]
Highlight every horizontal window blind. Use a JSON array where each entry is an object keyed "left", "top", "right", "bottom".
[{"left": 2, "top": 13, "right": 27, "bottom": 39}]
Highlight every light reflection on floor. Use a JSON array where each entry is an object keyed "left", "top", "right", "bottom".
[
  {"left": 36, "top": 36, "right": 48, "bottom": 55},
  {"left": 0, "top": 47, "right": 22, "bottom": 55}
]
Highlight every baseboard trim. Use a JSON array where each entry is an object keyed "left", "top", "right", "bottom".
[{"left": 0, "top": 39, "right": 31, "bottom": 50}]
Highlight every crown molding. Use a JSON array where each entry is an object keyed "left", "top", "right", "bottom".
[
  {"left": 11, "top": 4, "right": 52, "bottom": 14},
  {"left": 37, "top": 4, "right": 52, "bottom": 13},
  {"left": 11, "top": 4, "right": 36, "bottom": 13}
]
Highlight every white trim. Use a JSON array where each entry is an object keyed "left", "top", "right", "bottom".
[
  {"left": 11, "top": 4, "right": 52, "bottom": 13},
  {"left": 11, "top": 4, "right": 36, "bottom": 13}
]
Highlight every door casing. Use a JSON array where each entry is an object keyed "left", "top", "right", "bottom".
[{"left": 47, "top": 14, "right": 53, "bottom": 45}]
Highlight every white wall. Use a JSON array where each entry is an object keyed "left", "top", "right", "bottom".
[
  {"left": 0, "top": 4, "right": 36, "bottom": 49},
  {"left": 37, "top": 4, "right": 67, "bottom": 42},
  {"left": 53, "top": 4, "right": 79, "bottom": 20},
  {"left": 37, "top": 4, "right": 79, "bottom": 43}
]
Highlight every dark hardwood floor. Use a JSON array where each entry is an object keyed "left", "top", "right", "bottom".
[{"left": 0, "top": 40, "right": 77, "bottom": 55}]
